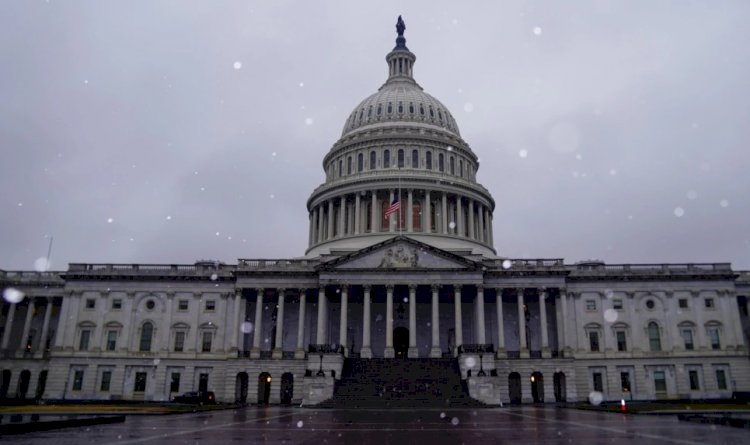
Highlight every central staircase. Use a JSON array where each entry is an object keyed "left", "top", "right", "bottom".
[{"left": 318, "top": 358, "right": 483, "bottom": 408}]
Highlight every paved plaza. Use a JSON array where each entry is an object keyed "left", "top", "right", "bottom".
[{"left": 4, "top": 406, "right": 749, "bottom": 444}]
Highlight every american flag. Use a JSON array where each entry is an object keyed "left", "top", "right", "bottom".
[{"left": 384, "top": 198, "right": 400, "bottom": 220}]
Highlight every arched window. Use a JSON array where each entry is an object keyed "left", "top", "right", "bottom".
[
  {"left": 358, "top": 109, "right": 364, "bottom": 121},
  {"left": 387, "top": 102, "right": 393, "bottom": 114},
  {"left": 429, "top": 106, "right": 434, "bottom": 118},
  {"left": 409, "top": 102, "right": 415, "bottom": 114},
  {"left": 438, "top": 109, "right": 443, "bottom": 122},
  {"left": 419, "top": 104, "right": 425, "bottom": 115},
  {"left": 383, "top": 150, "right": 390, "bottom": 169},
  {"left": 357, "top": 153, "right": 363, "bottom": 172},
  {"left": 426, "top": 151, "right": 432, "bottom": 170},
  {"left": 438, "top": 153, "right": 445, "bottom": 172},
  {"left": 449, "top": 157, "right": 455, "bottom": 175},
  {"left": 347, "top": 156, "right": 352, "bottom": 175},
  {"left": 397, "top": 149, "right": 404, "bottom": 168},
  {"left": 411, "top": 150, "right": 419, "bottom": 168},
  {"left": 140, "top": 322, "right": 153, "bottom": 352},
  {"left": 648, "top": 322, "right": 661, "bottom": 352},
  {"left": 367, "top": 106, "right": 372, "bottom": 118},
  {"left": 370, "top": 151, "right": 376, "bottom": 170},
  {"left": 377, "top": 104, "right": 382, "bottom": 116},
  {"left": 398, "top": 102, "right": 403, "bottom": 113},
  {"left": 459, "top": 160, "right": 464, "bottom": 177},
  {"left": 413, "top": 201, "right": 422, "bottom": 231},
  {"left": 338, "top": 159, "right": 343, "bottom": 178}
]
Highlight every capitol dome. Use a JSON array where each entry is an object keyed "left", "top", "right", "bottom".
[{"left": 306, "top": 17, "right": 496, "bottom": 259}]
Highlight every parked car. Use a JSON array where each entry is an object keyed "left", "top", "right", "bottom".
[{"left": 171, "top": 391, "right": 216, "bottom": 405}]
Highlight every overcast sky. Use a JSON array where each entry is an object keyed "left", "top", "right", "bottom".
[{"left": 1, "top": 1, "right": 749, "bottom": 272}]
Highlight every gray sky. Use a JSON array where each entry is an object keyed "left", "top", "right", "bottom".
[{"left": 1, "top": 1, "right": 749, "bottom": 271}]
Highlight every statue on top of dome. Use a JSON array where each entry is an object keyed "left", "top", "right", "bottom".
[{"left": 396, "top": 16, "right": 406, "bottom": 37}]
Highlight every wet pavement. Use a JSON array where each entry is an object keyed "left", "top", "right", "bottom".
[{"left": 3, "top": 405, "right": 749, "bottom": 444}]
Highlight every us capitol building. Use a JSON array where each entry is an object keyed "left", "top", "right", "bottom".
[{"left": 2, "top": 18, "right": 749, "bottom": 406}]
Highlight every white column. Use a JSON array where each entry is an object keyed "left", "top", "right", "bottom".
[
  {"left": 371, "top": 192, "right": 378, "bottom": 232},
  {"left": 430, "top": 285, "right": 441, "bottom": 358},
  {"left": 361, "top": 285, "right": 372, "bottom": 358},
  {"left": 250, "top": 288, "right": 263, "bottom": 358},
  {"left": 468, "top": 199, "right": 475, "bottom": 240},
  {"left": 230, "top": 290, "right": 241, "bottom": 352},
  {"left": 327, "top": 200, "right": 334, "bottom": 240},
  {"left": 354, "top": 194, "right": 361, "bottom": 235},
  {"left": 384, "top": 285, "right": 395, "bottom": 358},
  {"left": 389, "top": 189, "right": 395, "bottom": 232},
  {"left": 163, "top": 293, "right": 174, "bottom": 352},
  {"left": 308, "top": 212, "right": 314, "bottom": 246},
  {"left": 476, "top": 286, "right": 486, "bottom": 344},
  {"left": 273, "top": 289, "right": 285, "bottom": 358},
  {"left": 488, "top": 211, "right": 493, "bottom": 246},
  {"left": 316, "top": 286, "right": 328, "bottom": 345},
  {"left": 407, "top": 189, "right": 413, "bottom": 232},
  {"left": 338, "top": 197, "right": 346, "bottom": 237},
  {"left": 53, "top": 296, "right": 70, "bottom": 349},
  {"left": 295, "top": 289, "right": 306, "bottom": 358},
  {"left": 317, "top": 205, "right": 324, "bottom": 242},
  {"left": 540, "top": 288, "right": 550, "bottom": 357},
  {"left": 1, "top": 303, "right": 17, "bottom": 350},
  {"left": 477, "top": 204, "right": 484, "bottom": 243},
  {"left": 454, "top": 285, "right": 463, "bottom": 356},
  {"left": 38, "top": 298, "right": 53, "bottom": 354},
  {"left": 19, "top": 298, "right": 35, "bottom": 352},
  {"left": 339, "top": 286, "right": 348, "bottom": 356},
  {"left": 495, "top": 288, "right": 506, "bottom": 357},
  {"left": 425, "top": 190, "right": 431, "bottom": 233},
  {"left": 408, "top": 285, "right": 418, "bottom": 358},
  {"left": 441, "top": 192, "right": 448, "bottom": 234},
  {"left": 518, "top": 288, "right": 528, "bottom": 358},
  {"left": 560, "top": 289, "right": 569, "bottom": 354},
  {"left": 456, "top": 197, "right": 463, "bottom": 236}
]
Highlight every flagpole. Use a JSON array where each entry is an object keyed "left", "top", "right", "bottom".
[{"left": 398, "top": 165, "right": 402, "bottom": 236}]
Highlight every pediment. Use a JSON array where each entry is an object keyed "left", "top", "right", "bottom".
[{"left": 320, "top": 236, "right": 478, "bottom": 271}]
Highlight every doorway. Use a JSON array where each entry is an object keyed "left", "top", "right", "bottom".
[
  {"left": 393, "top": 327, "right": 409, "bottom": 359},
  {"left": 236, "top": 372, "right": 248, "bottom": 404},
  {"left": 508, "top": 372, "right": 521, "bottom": 405},
  {"left": 258, "top": 372, "right": 271, "bottom": 405},
  {"left": 17, "top": 370, "right": 31, "bottom": 399},
  {"left": 280, "top": 373, "right": 294, "bottom": 405},
  {"left": 553, "top": 372, "right": 566, "bottom": 402},
  {"left": 531, "top": 372, "right": 544, "bottom": 403}
]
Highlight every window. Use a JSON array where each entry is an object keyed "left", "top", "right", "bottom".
[
  {"left": 387, "top": 102, "right": 392, "bottom": 114},
  {"left": 678, "top": 299, "right": 688, "bottom": 309},
  {"left": 205, "top": 300, "right": 216, "bottom": 312},
  {"left": 426, "top": 151, "right": 432, "bottom": 170},
  {"left": 585, "top": 299, "right": 596, "bottom": 311},
  {"left": 704, "top": 298, "right": 714, "bottom": 308},
  {"left": 616, "top": 331, "right": 627, "bottom": 351},
  {"left": 338, "top": 159, "right": 342, "bottom": 177},
  {"left": 613, "top": 299, "right": 623, "bottom": 310},
  {"left": 100, "top": 371, "right": 112, "bottom": 392},
  {"left": 139, "top": 322, "right": 153, "bottom": 352},
  {"left": 170, "top": 373, "right": 181, "bottom": 393},
  {"left": 202, "top": 332, "right": 213, "bottom": 352},
  {"left": 419, "top": 104, "right": 425, "bottom": 115},
  {"left": 682, "top": 329, "right": 694, "bottom": 350},
  {"left": 134, "top": 372, "right": 147, "bottom": 392},
  {"left": 411, "top": 149, "right": 418, "bottom": 168},
  {"left": 72, "top": 370, "right": 84, "bottom": 391},
  {"left": 199, "top": 373, "right": 209, "bottom": 393},
  {"left": 370, "top": 151, "right": 376, "bottom": 170},
  {"left": 347, "top": 156, "right": 352, "bottom": 175},
  {"left": 376, "top": 104, "right": 382, "bottom": 115},
  {"left": 689, "top": 370, "right": 700, "bottom": 390},
  {"left": 648, "top": 322, "right": 661, "bottom": 352},
  {"left": 383, "top": 150, "right": 390, "bottom": 168},
  {"left": 145, "top": 300, "right": 155, "bottom": 310},
  {"left": 85, "top": 299, "right": 95, "bottom": 309},
  {"left": 398, "top": 102, "right": 403, "bottom": 113},
  {"left": 174, "top": 331, "right": 185, "bottom": 352},
  {"left": 438, "top": 153, "right": 444, "bottom": 172},
  {"left": 459, "top": 159, "right": 463, "bottom": 177},
  {"left": 620, "top": 372, "right": 631, "bottom": 392},
  {"left": 449, "top": 157, "right": 455, "bottom": 175},
  {"left": 645, "top": 299, "right": 655, "bottom": 310},
  {"left": 178, "top": 300, "right": 188, "bottom": 311},
  {"left": 716, "top": 369, "right": 727, "bottom": 390},
  {"left": 106, "top": 330, "right": 117, "bottom": 351},
  {"left": 708, "top": 328, "right": 721, "bottom": 350},
  {"left": 112, "top": 299, "right": 122, "bottom": 310},
  {"left": 409, "top": 102, "right": 414, "bottom": 114},
  {"left": 654, "top": 370, "right": 666, "bottom": 392},
  {"left": 397, "top": 149, "right": 404, "bottom": 168},
  {"left": 589, "top": 331, "right": 600, "bottom": 352},
  {"left": 357, "top": 153, "right": 363, "bottom": 172},
  {"left": 592, "top": 372, "right": 603, "bottom": 392},
  {"left": 79, "top": 329, "right": 91, "bottom": 351}
]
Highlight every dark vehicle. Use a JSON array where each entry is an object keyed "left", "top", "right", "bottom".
[{"left": 171, "top": 391, "right": 216, "bottom": 405}]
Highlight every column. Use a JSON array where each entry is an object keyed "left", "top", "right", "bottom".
[
  {"left": 559, "top": 289, "right": 569, "bottom": 354},
  {"left": 354, "top": 194, "right": 361, "bottom": 235},
  {"left": 38, "top": 298, "right": 53, "bottom": 355},
  {"left": 495, "top": 288, "right": 506, "bottom": 357},
  {"left": 250, "top": 288, "right": 263, "bottom": 358},
  {"left": 272, "top": 289, "right": 286, "bottom": 358},
  {"left": 430, "top": 285, "right": 441, "bottom": 358},
  {"left": 295, "top": 289, "right": 307, "bottom": 358},
  {"left": 163, "top": 292, "right": 174, "bottom": 352},
  {"left": 316, "top": 286, "right": 328, "bottom": 345},
  {"left": 441, "top": 192, "right": 448, "bottom": 234},
  {"left": 477, "top": 204, "right": 484, "bottom": 243},
  {"left": 371, "top": 192, "right": 378, "bottom": 232},
  {"left": 468, "top": 199, "right": 475, "bottom": 240},
  {"left": 476, "top": 286, "right": 486, "bottom": 344},
  {"left": 488, "top": 212, "right": 494, "bottom": 246},
  {"left": 407, "top": 189, "right": 414, "bottom": 232},
  {"left": 19, "top": 298, "right": 35, "bottom": 353},
  {"left": 317, "top": 205, "right": 324, "bottom": 243},
  {"left": 1, "top": 303, "right": 17, "bottom": 350},
  {"left": 361, "top": 285, "right": 372, "bottom": 358},
  {"left": 454, "top": 285, "right": 463, "bottom": 356},
  {"left": 52, "top": 296, "right": 69, "bottom": 349},
  {"left": 389, "top": 189, "right": 395, "bottom": 232},
  {"left": 384, "top": 285, "right": 395, "bottom": 358},
  {"left": 408, "top": 285, "right": 418, "bottom": 358},
  {"left": 230, "top": 290, "right": 241, "bottom": 352},
  {"left": 327, "top": 200, "right": 334, "bottom": 240},
  {"left": 456, "top": 197, "right": 463, "bottom": 236},
  {"left": 539, "top": 288, "right": 550, "bottom": 357},
  {"left": 339, "top": 286, "right": 348, "bottom": 356},
  {"left": 338, "top": 197, "right": 346, "bottom": 237},
  {"left": 517, "top": 288, "right": 528, "bottom": 358},
  {"left": 425, "top": 190, "right": 431, "bottom": 233},
  {"left": 308, "top": 212, "right": 313, "bottom": 246}
]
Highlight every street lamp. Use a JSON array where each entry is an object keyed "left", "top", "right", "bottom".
[
  {"left": 317, "top": 352, "right": 325, "bottom": 376},
  {"left": 477, "top": 352, "right": 486, "bottom": 377}
]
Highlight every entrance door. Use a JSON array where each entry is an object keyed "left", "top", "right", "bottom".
[
  {"left": 258, "top": 373, "right": 271, "bottom": 405},
  {"left": 393, "top": 327, "right": 409, "bottom": 359},
  {"left": 280, "top": 373, "right": 294, "bottom": 404},
  {"left": 236, "top": 372, "right": 248, "bottom": 404},
  {"left": 508, "top": 372, "right": 521, "bottom": 405},
  {"left": 531, "top": 372, "right": 544, "bottom": 403},
  {"left": 553, "top": 372, "right": 566, "bottom": 402}
]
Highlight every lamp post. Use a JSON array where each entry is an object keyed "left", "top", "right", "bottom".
[
  {"left": 477, "top": 352, "right": 486, "bottom": 377},
  {"left": 317, "top": 352, "right": 325, "bottom": 376}
]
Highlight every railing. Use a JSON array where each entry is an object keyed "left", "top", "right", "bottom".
[
  {"left": 458, "top": 344, "right": 494, "bottom": 354},
  {"left": 0, "top": 270, "right": 64, "bottom": 285},
  {"left": 576, "top": 263, "right": 733, "bottom": 274},
  {"left": 237, "top": 259, "right": 317, "bottom": 270},
  {"left": 308, "top": 344, "right": 344, "bottom": 354},
  {"left": 488, "top": 259, "right": 565, "bottom": 269},
  {"left": 67, "top": 263, "right": 235, "bottom": 276}
]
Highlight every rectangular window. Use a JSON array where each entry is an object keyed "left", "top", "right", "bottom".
[
  {"left": 106, "top": 330, "right": 117, "bottom": 351},
  {"left": 199, "top": 373, "right": 209, "bottom": 393},
  {"left": 716, "top": 369, "right": 727, "bottom": 390},
  {"left": 689, "top": 370, "right": 700, "bottom": 390},
  {"left": 620, "top": 372, "right": 631, "bottom": 392},
  {"left": 170, "top": 373, "right": 181, "bottom": 393},
  {"left": 682, "top": 329, "right": 694, "bottom": 350},
  {"left": 134, "top": 372, "right": 147, "bottom": 392},
  {"left": 616, "top": 331, "right": 627, "bottom": 351},
  {"left": 174, "top": 331, "right": 185, "bottom": 352},
  {"left": 613, "top": 299, "right": 623, "bottom": 310},
  {"left": 708, "top": 328, "right": 720, "bottom": 350},
  {"left": 72, "top": 370, "right": 84, "bottom": 391},
  {"left": 592, "top": 372, "right": 603, "bottom": 392},
  {"left": 100, "top": 371, "right": 112, "bottom": 392},
  {"left": 589, "top": 332, "right": 600, "bottom": 352},
  {"left": 678, "top": 299, "right": 688, "bottom": 309},
  {"left": 79, "top": 329, "right": 91, "bottom": 351},
  {"left": 202, "top": 332, "right": 213, "bottom": 352},
  {"left": 585, "top": 300, "right": 596, "bottom": 311},
  {"left": 85, "top": 299, "right": 95, "bottom": 309},
  {"left": 205, "top": 300, "right": 216, "bottom": 312},
  {"left": 704, "top": 298, "right": 714, "bottom": 309},
  {"left": 112, "top": 299, "right": 122, "bottom": 310},
  {"left": 654, "top": 371, "right": 667, "bottom": 392},
  {"left": 178, "top": 300, "right": 189, "bottom": 311}
]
